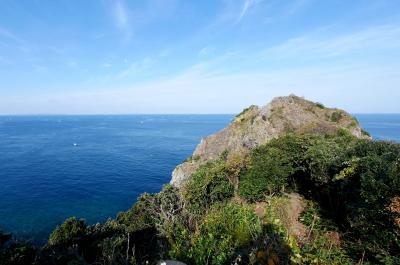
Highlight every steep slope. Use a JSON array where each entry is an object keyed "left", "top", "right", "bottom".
[{"left": 171, "top": 94, "right": 369, "bottom": 187}]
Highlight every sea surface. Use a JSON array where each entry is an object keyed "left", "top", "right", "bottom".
[{"left": 0, "top": 114, "right": 399, "bottom": 243}]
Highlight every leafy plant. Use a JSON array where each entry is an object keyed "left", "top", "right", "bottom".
[
  {"left": 182, "top": 158, "right": 234, "bottom": 215},
  {"left": 239, "top": 137, "right": 297, "bottom": 201},
  {"left": 175, "top": 203, "right": 262, "bottom": 265},
  {"left": 48, "top": 217, "right": 87, "bottom": 246}
]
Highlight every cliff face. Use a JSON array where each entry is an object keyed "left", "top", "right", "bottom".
[{"left": 171, "top": 95, "right": 369, "bottom": 187}]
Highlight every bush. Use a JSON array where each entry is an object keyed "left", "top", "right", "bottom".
[
  {"left": 172, "top": 203, "right": 262, "bottom": 265},
  {"left": 0, "top": 243, "right": 37, "bottom": 265},
  {"left": 117, "top": 192, "right": 156, "bottom": 232},
  {"left": 48, "top": 217, "right": 87, "bottom": 246},
  {"left": 239, "top": 142, "right": 295, "bottom": 201},
  {"left": 182, "top": 159, "right": 234, "bottom": 215},
  {"left": 330, "top": 111, "right": 343, "bottom": 122},
  {"left": 303, "top": 138, "right": 400, "bottom": 261}
]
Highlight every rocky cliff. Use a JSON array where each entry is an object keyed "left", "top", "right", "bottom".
[{"left": 171, "top": 95, "right": 369, "bottom": 187}]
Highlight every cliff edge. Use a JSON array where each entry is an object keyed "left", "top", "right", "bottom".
[{"left": 171, "top": 95, "right": 369, "bottom": 187}]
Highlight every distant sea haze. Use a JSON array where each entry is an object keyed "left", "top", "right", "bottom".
[{"left": 0, "top": 114, "right": 398, "bottom": 243}]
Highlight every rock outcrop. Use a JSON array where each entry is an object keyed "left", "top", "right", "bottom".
[{"left": 171, "top": 95, "right": 369, "bottom": 187}]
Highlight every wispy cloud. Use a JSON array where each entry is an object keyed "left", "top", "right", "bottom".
[
  {"left": 11, "top": 60, "right": 399, "bottom": 114},
  {"left": 0, "top": 26, "right": 21, "bottom": 42},
  {"left": 198, "top": 46, "right": 214, "bottom": 57},
  {"left": 237, "top": 0, "right": 264, "bottom": 23},
  {"left": 67, "top": 60, "right": 79, "bottom": 69},
  {"left": 159, "top": 48, "right": 172, "bottom": 57},
  {"left": 285, "top": 0, "right": 312, "bottom": 16},
  {"left": 109, "top": 0, "right": 180, "bottom": 41},
  {"left": 102, "top": 63, "right": 112, "bottom": 68},
  {"left": 117, "top": 57, "right": 154, "bottom": 78},
  {"left": 237, "top": 0, "right": 253, "bottom": 22},
  {"left": 113, "top": 0, "right": 129, "bottom": 30},
  {"left": 110, "top": 0, "right": 132, "bottom": 40},
  {"left": 262, "top": 24, "right": 400, "bottom": 59}
]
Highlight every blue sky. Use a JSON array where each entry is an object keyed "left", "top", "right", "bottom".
[{"left": 0, "top": 0, "right": 400, "bottom": 114}]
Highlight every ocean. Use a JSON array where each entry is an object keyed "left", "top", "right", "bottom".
[{"left": 0, "top": 114, "right": 399, "bottom": 243}]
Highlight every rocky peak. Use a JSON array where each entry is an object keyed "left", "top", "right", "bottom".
[{"left": 170, "top": 95, "right": 369, "bottom": 187}]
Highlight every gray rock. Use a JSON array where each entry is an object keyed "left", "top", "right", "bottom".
[{"left": 170, "top": 94, "right": 370, "bottom": 187}]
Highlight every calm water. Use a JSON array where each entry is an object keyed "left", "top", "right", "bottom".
[
  {"left": 0, "top": 115, "right": 232, "bottom": 243},
  {"left": 0, "top": 114, "right": 399, "bottom": 243}
]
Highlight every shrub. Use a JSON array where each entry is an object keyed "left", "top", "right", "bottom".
[
  {"left": 303, "top": 138, "right": 400, "bottom": 261},
  {"left": 182, "top": 159, "right": 234, "bottom": 215},
  {"left": 303, "top": 137, "right": 342, "bottom": 184},
  {"left": 0, "top": 242, "right": 37, "bottom": 265},
  {"left": 235, "top": 105, "right": 257, "bottom": 118},
  {"left": 48, "top": 217, "right": 87, "bottom": 246},
  {"left": 239, "top": 144, "right": 294, "bottom": 201},
  {"left": 361, "top": 128, "right": 371, "bottom": 137},
  {"left": 175, "top": 203, "right": 262, "bottom": 265},
  {"left": 117, "top": 193, "right": 156, "bottom": 233},
  {"left": 330, "top": 111, "right": 343, "bottom": 122},
  {"left": 295, "top": 201, "right": 354, "bottom": 264}
]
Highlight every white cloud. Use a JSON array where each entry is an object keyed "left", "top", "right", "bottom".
[
  {"left": 0, "top": 27, "right": 21, "bottom": 42},
  {"left": 262, "top": 24, "right": 400, "bottom": 59},
  {"left": 198, "top": 46, "right": 214, "bottom": 57},
  {"left": 67, "top": 60, "right": 79, "bottom": 69},
  {"left": 113, "top": 0, "right": 129, "bottom": 30},
  {"left": 159, "top": 49, "right": 172, "bottom": 57},
  {"left": 237, "top": 0, "right": 265, "bottom": 23},
  {"left": 0, "top": 26, "right": 29, "bottom": 52},
  {"left": 284, "top": 0, "right": 312, "bottom": 16},
  {"left": 117, "top": 57, "right": 154, "bottom": 78},
  {"left": 237, "top": 0, "right": 253, "bottom": 22},
  {"left": 4, "top": 61, "right": 399, "bottom": 114},
  {"left": 102, "top": 63, "right": 112, "bottom": 68}
]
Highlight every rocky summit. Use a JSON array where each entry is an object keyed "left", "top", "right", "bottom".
[{"left": 171, "top": 94, "right": 369, "bottom": 187}]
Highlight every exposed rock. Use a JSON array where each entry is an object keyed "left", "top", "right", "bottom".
[{"left": 171, "top": 94, "right": 370, "bottom": 187}]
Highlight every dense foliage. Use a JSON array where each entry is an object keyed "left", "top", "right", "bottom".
[
  {"left": 170, "top": 203, "right": 262, "bottom": 265},
  {"left": 48, "top": 217, "right": 87, "bottom": 247},
  {"left": 1, "top": 129, "right": 400, "bottom": 264}
]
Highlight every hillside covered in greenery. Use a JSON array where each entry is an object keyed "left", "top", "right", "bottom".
[{"left": 1, "top": 99, "right": 399, "bottom": 265}]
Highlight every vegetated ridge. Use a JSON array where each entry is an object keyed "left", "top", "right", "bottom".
[{"left": 171, "top": 95, "right": 369, "bottom": 187}]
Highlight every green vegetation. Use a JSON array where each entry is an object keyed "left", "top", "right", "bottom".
[
  {"left": 239, "top": 142, "right": 294, "bottom": 201},
  {"left": 184, "top": 154, "right": 201, "bottom": 163},
  {"left": 171, "top": 203, "right": 262, "bottom": 265},
  {"left": 362, "top": 128, "right": 371, "bottom": 137},
  {"left": 1, "top": 129, "right": 400, "bottom": 264},
  {"left": 182, "top": 158, "right": 235, "bottom": 215},
  {"left": 48, "top": 217, "right": 87, "bottom": 246},
  {"left": 235, "top": 105, "right": 257, "bottom": 118},
  {"left": 0, "top": 231, "right": 37, "bottom": 265},
  {"left": 330, "top": 111, "right": 343, "bottom": 122}
]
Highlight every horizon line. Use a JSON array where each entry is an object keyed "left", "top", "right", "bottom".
[{"left": 1, "top": 112, "right": 400, "bottom": 116}]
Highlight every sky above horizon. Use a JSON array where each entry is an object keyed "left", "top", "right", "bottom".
[{"left": 1, "top": 0, "right": 400, "bottom": 114}]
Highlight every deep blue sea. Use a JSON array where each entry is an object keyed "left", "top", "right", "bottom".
[{"left": 0, "top": 114, "right": 399, "bottom": 243}]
